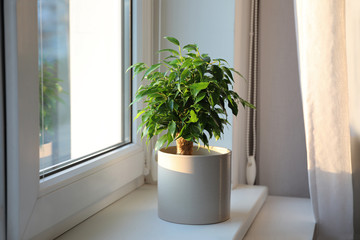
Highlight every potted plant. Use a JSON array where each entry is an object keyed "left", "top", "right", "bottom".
[{"left": 129, "top": 36, "right": 254, "bottom": 224}]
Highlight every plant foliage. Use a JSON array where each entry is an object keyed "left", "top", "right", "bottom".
[
  {"left": 39, "top": 62, "right": 65, "bottom": 143},
  {"left": 128, "top": 36, "right": 254, "bottom": 151}
]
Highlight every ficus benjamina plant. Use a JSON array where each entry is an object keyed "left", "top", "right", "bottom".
[{"left": 128, "top": 36, "right": 255, "bottom": 155}]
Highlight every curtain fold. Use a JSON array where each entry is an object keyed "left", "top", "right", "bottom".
[
  {"left": 294, "top": 0, "right": 354, "bottom": 239},
  {"left": 232, "top": 0, "right": 251, "bottom": 186}
]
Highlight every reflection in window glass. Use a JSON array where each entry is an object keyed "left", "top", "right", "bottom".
[{"left": 38, "top": 0, "right": 132, "bottom": 177}]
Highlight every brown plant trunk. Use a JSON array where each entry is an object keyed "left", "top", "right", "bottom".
[{"left": 176, "top": 136, "right": 193, "bottom": 155}]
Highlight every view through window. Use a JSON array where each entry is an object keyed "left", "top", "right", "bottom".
[{"left": 38, "top": 0, "right": 132, "bottom": 177}]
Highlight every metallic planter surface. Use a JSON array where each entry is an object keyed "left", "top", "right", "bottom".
[{"left": 158, "top": 146, "right": 231, "bottom": 225}]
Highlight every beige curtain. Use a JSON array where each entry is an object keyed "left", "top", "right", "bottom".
[
  {"left": 294, "top": 0, "right": 354, "bottom": 239},
  {"left": 346, "top": 0, "right": 360, "bottom": 237},
  {"left": 232, "top": 0, "right": 251, "bottom": 186}
]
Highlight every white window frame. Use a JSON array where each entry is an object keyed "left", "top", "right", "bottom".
[{"left": 4, "top": 0, "right": 153, "bottom": 239}]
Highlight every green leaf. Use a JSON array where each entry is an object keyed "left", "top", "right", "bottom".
[
  {"left": 169, "top": 59, "right": 181, "bottom": 67},
  {"left": 176, "top": 83, "right": 182, "bottom": 92},
  {"left": 155, "top": 135, "right": 168, "bottom": 151},
  {"left": 134, "top": 109, "right": 146, "bottom": 120},
  {"left": 196, "top": 66, "right": 204, "bottom": 80},
  {"left": 132, "top": 87, "right": 159, "bottom": 104},
  {"left": 240, "top": 98, "right": 256, "bottom": 109},
  {"left": 142, "top": 63, "right": 161, "bottom": 79},
  {"left": 187, "top": 53, "right": 197, "bottom": 58},
  {"left": 211, "top": 65, "right": 224, "bottom": 81},
  {"left": 208, "top": 95, "right": 214, "bottom": 107},
  {"left": 168, "top": 99, "right": 174, "bottom": 111},
  {"left": 155, "top": 125, "right": 166, "bottom": 135},
  {"left": 194, "top": 92, "right": 206, "bottom": 104},
  {"left": 164, "top": 55, "right": 177, "bottom": 61},
  {"left": 142, "top": 126, "right": 149, "bottom": 138},
  {"left": 177, "top": 126, "right": 185, "bottom": 138},
  {"left": 164, "top": 36, "right": 180, "bottom": 46},
  {"left": 137, "top": 121, "right": 145, "bottom": 133},
  {"left": 126, "top": 62, "right": 144, "bottom": 72},
  {"left": 228, "top": 100, "right": 238, "bottom": 116},
  {"left": 200, "top": 133, "right": 209, "bottom": 147},
  {"left": 188, "top": 110, "right": 199, "bottom": 123},
  {"left": 223, "top": 66, "right": 233, "bottom": 82},
  {"left": 174, "top": 102, "right": 179, "bottom": 111},
  {"left": 167, "top": 132, "right": 174, "bottom": 147},
  {"left": 168, "top": 72, "right": 177, "bottom": 82},
  {"left": 134, "top": 65, "right": 147, "bottom": 75},
  {"left": 183, "top": 44, "right": 198, "bottom": 52},
  {"left": 180, "top": 69, "right": 190, "bottom": 81},
  {"left": 131, "top": 94, "right": 143, "bottom": 105},
  {"left": 193, "top": 59, "right": 205, "bottom": 66},
  {"left": 229, "top": 67, "right": 246, "bottom": 79},
  {"left": 213, "top": 58, "right": 229, "bottom": 65},
  {"left": 157, "top": 48, "right": 179, "bottom": 55},
  {"left": 201, "top": 54, "right": 211, "bottom": 63},
  {"left": 215, "top": 134, "right": 220, "bottom": 141},
  {"left": 141, "top": 110, "right": 153, "bottom": 123},
  {"left": 168, "top": 120, "right": 176, "bottom": 138},
  {"left": 189, "top": 82, "right": 210, "bottom": 97},
  {"left": 182, "top": 58, "right": 193, "bottom": 69}
]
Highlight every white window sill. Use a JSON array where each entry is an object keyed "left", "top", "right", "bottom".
[
  {"left": 244, "top": 195, "right": 316, "bottom": 240},
  {"left": 56, "top": 184, "right": 316, "bottom": 240},
  {"left": 56, "top": 184, "right": 268, "bottom": 240}
]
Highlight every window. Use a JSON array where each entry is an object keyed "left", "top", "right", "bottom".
[
  {"left": 5, "top": 0, "right": 147, "bottom": 238},
  {"left": 38, "top": 0, "right": 132, "bottom": 177}
]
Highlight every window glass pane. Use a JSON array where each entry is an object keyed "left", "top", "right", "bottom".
[{"left": 38, "top": 0, "right": 131, "bottom": 176}]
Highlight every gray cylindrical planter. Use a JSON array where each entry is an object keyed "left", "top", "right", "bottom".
[{"left": 158, "top": 146, "right": 231, "bottom": 225}]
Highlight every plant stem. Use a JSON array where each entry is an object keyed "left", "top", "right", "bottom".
[{"left": 176, "top": 136, "right": 193, "bottom": 155}]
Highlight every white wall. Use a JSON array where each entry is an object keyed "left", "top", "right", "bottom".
[
  {"left": 155, "top": 0, "right": 236, "bottom": 150},
  {"left": 346, "top": 0, "right": 360, "bottom": 237},
  {"left": 257, "top": 0, "right": 309, "bottom": 197}
]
